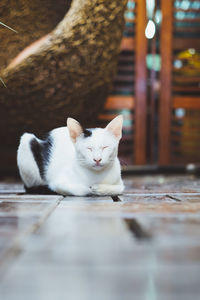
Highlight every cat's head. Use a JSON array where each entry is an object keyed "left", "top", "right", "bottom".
[{"left": 67, "top": 115, "right": 123, "bottom": 171}]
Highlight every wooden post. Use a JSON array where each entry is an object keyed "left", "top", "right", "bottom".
[
  {"left": 135, "top": 0, "right": 147, "bottom": 165},
  {"left": 159, "top": 0, "right": 173, "bottom": 165}
]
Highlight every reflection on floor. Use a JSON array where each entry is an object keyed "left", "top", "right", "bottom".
[{"left": 0, "top": 174, "right": 200, "bottom": 300}]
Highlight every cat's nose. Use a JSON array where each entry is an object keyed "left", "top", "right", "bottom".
[{"left": 93, "top": 158, "right": 102, "bottom": 164}]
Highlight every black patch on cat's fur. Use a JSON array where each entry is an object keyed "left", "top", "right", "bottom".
[
  {"left": 24, "top": 185, "right": 58, "bottom": 195},
  {"left": 30, "top": 135, "right": 52, "bottom": 179},
  {"left": 30, "top": 139, "right": 43, "bottom": 177},
  {"left": 83, "top": 129, "right": 92, "bottom": 138}
]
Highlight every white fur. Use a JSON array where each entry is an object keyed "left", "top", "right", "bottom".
[
  {"left": 17, "top": 116, "right": 124, "bottom": 196},
  {"left": 17, "top": 133, "right": 45, "bottom": 187}
]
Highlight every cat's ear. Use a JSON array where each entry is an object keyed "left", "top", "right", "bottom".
[
  {"left": 105, "top": 115, "right": 123, "bottom": 140},
  {"left": 67, "top": 118, "right": 83, "bottom": 143}
]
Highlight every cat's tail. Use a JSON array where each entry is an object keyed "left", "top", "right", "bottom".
[{"left": 17, "top": 133, "right": 45, "bottom": 188}]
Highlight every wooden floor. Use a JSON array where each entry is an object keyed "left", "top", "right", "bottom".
[{"left": 0, "top": 175, "right": 200, "bottom": 299}]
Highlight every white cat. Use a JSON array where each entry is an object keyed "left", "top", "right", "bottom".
[{"left": 17, "top": 115, "right": 124, "bottom": 196}]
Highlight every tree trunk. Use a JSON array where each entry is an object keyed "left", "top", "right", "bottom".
[
  {"left": 0, "top": 0, "right": 72, "bottom": 69},
  {"left": 0, "top": 0, "right": 127, "bottom": 148}
]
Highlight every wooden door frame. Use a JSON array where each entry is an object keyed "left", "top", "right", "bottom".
[
  {"left": 159, "top": 0, "right": 173, "bottom": 164},
  {"left": 135, "top": 0, "right": 147, "bottom": 164}
]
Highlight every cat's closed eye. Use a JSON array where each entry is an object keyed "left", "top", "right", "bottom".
[
  {"left": 102, "top": 146, "right": 108, "bottom": 150},
  {"left": 87, "top": 147, "right": 92, "bottom": 151}
]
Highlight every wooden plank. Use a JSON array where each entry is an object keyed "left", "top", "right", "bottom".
[
  {"left": 0, "top": 205, "right": 139, "bottom": 299},
  {"left": 1, "top": 199, "right": 200, "bottom": 299},
  {"left": 174, "top": 8, "right": 200, "bottom": 13},
  {"left": 125, "top": 18, "right": 136, "bottom": 23},
  {"left": 114, "top": 74, "right": 134, "bottom": 81},
  {"left": 0, "top": 182, "right": 24, "bottom": 194},
  {"left": 173, "top": 86, "right": 200, "bottom": 92},
  {"left": 120, "top": 37, "right": 136, "bottom": 51},
  {"left": 118, "top": 54, "right": 135, "bottom": 62},
  {"left": 62, "top": 196, "right": 113, "bottom": 203},
  {"left": 0, "top": 194, "right": 63, "bottom": 202},
  {"left": 99, "top": 114, "right": 132, "bottom": 121},
  {"left": 172, "top": 125, "right": 200, "bottom": 132},
  {"left": 174, "top": 127, "right": 200, "bottom": 137},
  {"left": 173, "top": 96, "right": 200, "bottom": 109},
  {"left": 173, "top": 37, "right": 200, "bottom": 51},
  {"left": 118, "top": 201, "right": 200, "bottom": 215},
  {"left": 166, "top": 194, "right": 200, "bottom": 202},
  {"left": 55, "top": 199, "right": 200, "bottom": 217},
  {"left": 120, "top": 194, "right": 181, "bottom": 203},
  {"left": 171, "top": 135, "right": 200, "bottom": 142},
  {"left": 135, "top": 0, "right": 147, "bottom": 164},
  {"left": 0, "top": 194, "right": 61, "bottom": 275},
  {"left": 125, "top": 8, "right": 136, "bottom": 13},
  {"left": 123, "top": 175, "right": 200, "bottom": 194},
  {"left": 173, "top": 75, "right": 200, "bottom": 83},
  {"left": 171, "top": 144, "right": 200, "bottom": 152},
  {"left": 174, "top": 18, "right": 200, "bottom": 23},
  {"left": 174, "top": 27, "right": 200, "bottom": 33},
  {"left": 1, "top": 177, "right": 200, "bottom": 299},
  {"left": 104, "top": 96, "right": 134, "bottom": 110},
  {"left": 117, "top": 65, "right": 135, "bottom": 72},
  {"left": 171, "top": 156, "right": 200, "bottom": 164},
  {"left": 121, "top": 193, "right": 200, "bottom": 201},
  {"left": 111, "top": 86, "right": 134, "bottom": 93},
  {"left": 159, "top": 0, "right": 173, "bottom": 165}
]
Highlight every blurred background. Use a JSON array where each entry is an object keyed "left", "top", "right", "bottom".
[
  {"left": 0, "top": 0, "right": 200, "bottom": 174},
  {"left": 100, "top": 0, "right": 200, "bottom": 167}
]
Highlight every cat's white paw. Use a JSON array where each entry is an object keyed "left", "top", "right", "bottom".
[
  {"left": 72, "top": 185, "right": 92, "bottom": 196},
  {"left": 91, "top": 184, "right": 124, "bottom": 196},
  {"left": 91, "top": 184, "right": 106, "bottom": 195},
  {"left": 91, "top": 184, "right": 112, "bottom": 196}
]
